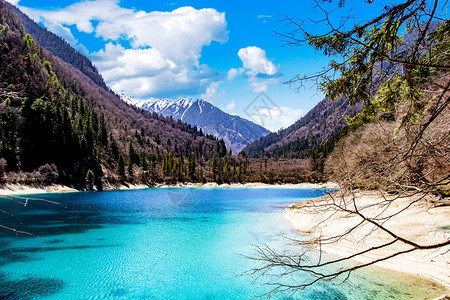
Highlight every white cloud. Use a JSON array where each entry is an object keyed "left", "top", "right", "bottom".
[
  {"left": 227, "top": 67, "right": 244, "bottom": 81},
  {"left": 41, "top": 19, "right": 89, "bottom": 55},
  {"left": 237, "top": 46, "right": 281, "bottom": 92},
  {"left": 256, "top": 15, "right": 272, "bottom": 23},
  {"left": 20, "top": 1, "right": 228, "bottom": 99},
  {"left": 224, "top": 99, "right": 236, "bottom": 113},
  {"left": 200, "top": 67, "right": 243, "bottom": 101},
  {"left": 238, "top": 46, "right": 277, "bottom": 75},
  {"left": 91, "top": 43, "right": 171, "bottom": 82},
  {"left": 248, "top": 106, "right": 304, "bottom": 132},
  {"left": 108, "top": 63, "right": 221, "bottom": 99},
  {"left": 247, "top": 75, "right": 282, "bottom": 93},
  {"left": 201, "top": 81, "right": 224, "bottom": 102},
  {"left": 5, "top": 0, "right": 20, "bottom": 6},
  {"left": 21, "top": 0, "right": 132, "bottom": 35}
]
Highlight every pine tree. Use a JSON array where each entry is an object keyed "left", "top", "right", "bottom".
[
  {"left": 128, "top": 138, "right": 138, "bottom": 164},
  {"left": 127, "top": 159, "right": 133, "bottom": 178},
  {"left": 86, "top": 169, "right": 94, "bottom": 190},
  {"left": 187, "top": 152, "right": 196, "bottom": 179},
  {"left": 139, "top": 153, "right": 148, "bottom": 170},
  {"left": 117, "top": 155, "right": 125, "bottom": 180}
]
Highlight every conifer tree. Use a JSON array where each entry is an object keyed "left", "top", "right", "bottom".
[{"left": 117, "top": 155, "right": 125, "bottom": 180}]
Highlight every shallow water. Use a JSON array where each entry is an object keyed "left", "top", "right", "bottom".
[{"left": 0, "top": 188, "right": 446, "bottom": 299}]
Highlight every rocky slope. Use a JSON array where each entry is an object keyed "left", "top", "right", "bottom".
[{"left": 133, "top": 98, "right": 271, "bottom": 154}]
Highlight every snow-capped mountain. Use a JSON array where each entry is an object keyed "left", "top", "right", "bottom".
[
  {"left": 131, "top": 97, "right": 271, "bottom": 154},
  {"left": 118, "top": 91, "right": 137, "bottom": 105}
]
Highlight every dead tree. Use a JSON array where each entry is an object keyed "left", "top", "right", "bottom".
[{"left": 249, "top": 0, "right": 450, "bottom": 295}]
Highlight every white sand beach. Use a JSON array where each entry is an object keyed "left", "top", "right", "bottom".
[
  {"left": 0, "top": 184, "right": 79, "bottom": 195},
  {"left": 285, "top": 191, "right": 450, "bottom": 292},
  {"left": 0, "top": 181, "right": 337, "bottom": 196},
  {"left": 154, "top": 181, "right": 338, "bottom": 189}
]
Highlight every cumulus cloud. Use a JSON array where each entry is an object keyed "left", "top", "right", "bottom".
[
  {"left": 238, "top": 46, "right": 277, "bottom": 75},
  {"left": 20, "top": 1, "right": 228, "bottom": 99},
  {"left": 237, "top": 46, "right": 282, "bottom": 92},
  {"left": 248, "top": 106, "right": 304, "bottom": 132},
  {"left": 108, "top": 63, "right": 222, "bottom": 99},
  {"left": 227, "top": 68, "right": 244, "bottom": 81},
  {"left": 91, "top": 43, "right": 171, "bottom": 82},
  {"left": 41, "top": 19, "right": 89, "bottom": 55},
  {"left": 246, "top": 73, "right": 283, "bottom": 92},
  {"left": 201, "top": 81, "right": 224, "bottom": 102}
]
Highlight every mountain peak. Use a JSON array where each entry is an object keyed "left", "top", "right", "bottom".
[
  {"left": 175, "top": 98, "right": 194, "bottom": 108},
  {"left": 136, "top": 97, "right": 270, "bottom": 153}
]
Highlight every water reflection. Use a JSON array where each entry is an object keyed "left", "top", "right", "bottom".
[{"left": 0, "top": 188, "right": 447, "bottom": 299}]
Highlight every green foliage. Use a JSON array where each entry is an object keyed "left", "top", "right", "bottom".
[
  {"left": 428, "top": 19, "right": 450, "bottom": 65},
  {"left": 295, "top": 1, "right": 449, "bottom": 133},
  {"left": 127, "top": 159, "right": 133, "bottom": 178},
  {"left": 117, "top": 155, "right": 125, "bottom": 179},
  {"left": 0, "top": 2, "right": 238, "bottom": 186},
  {"left": 86, "top": 169, "right": 95, "bottom": 189},
  {"left": 436, "top": 185, "right": 450, "bottom": 198},
  {"left": 187, "top": 152, "right": 196, "bottom": 179},
  {"left": 0, "top": 104, "right": 20, "bottom": 155},
  {"left": 139, "top": 153, "right": 148, "bottom": 170},
  {"left": 346, "top": 74, "right": 428, "bottom": 131},
  {"left": 128, "top": 139, "right": 138, "bottom": 165}
]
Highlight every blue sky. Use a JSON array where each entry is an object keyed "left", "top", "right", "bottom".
[{"left": 8, "top": 0, "right": 388, "bottom": 131}]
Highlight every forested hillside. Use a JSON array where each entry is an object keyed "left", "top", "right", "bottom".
[
  {"left": 0, "top": 2, "right": 321, "bottom": 187},
  {"left": 4, "top": 1, "right": 108, "bottom": 91},
  {"left": 0, "top": 2, "right": 230, "bottom": 188},
  {"left": 136, "top": 98, "right": 271, "bottom": 154},
  {"left": 242, "top": 95, "right": 359, "bottom": 158}
]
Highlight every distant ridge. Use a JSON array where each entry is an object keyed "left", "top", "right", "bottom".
[
  {"left": 0, "top": 1, "right": 228, "bottom": 186},
  {"left": 132, "top": 97, "right": 271, "bottom": 154},
  {"left": 242, "top": 96, "right": 360, "bottom": 158}
]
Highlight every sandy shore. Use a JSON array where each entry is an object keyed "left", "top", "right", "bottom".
[
  {"left": 153, "top": 182, "right": 338, "bottom": 189},
  {"left": 0, "top": 184, "right": 79, "bottom": 195},
  {"left": 285, "top": 191, "right": 450, "bottom": 292},
  {"left": 0, "top": 183, "right": 151, "bottom": 196},
  {"left": 0, "top": 181, "right": 337, "bottom": 196}
]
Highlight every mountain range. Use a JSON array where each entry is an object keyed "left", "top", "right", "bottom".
[
  {"left": 128, "top": 97, "right": 271, "bottom": 154},
  {"left": 0, "top": 1, "right": 327, "bottom": 186},
  {"left": 0, "top": 1, "right": 228, "bottom": 186},
  {"left": 242, "top": 95, "right": 360, "bottom": 159}
]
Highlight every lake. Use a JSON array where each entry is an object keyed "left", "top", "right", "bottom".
[{"left": 0, "top": 188, "right": 446, "bottom": 299}]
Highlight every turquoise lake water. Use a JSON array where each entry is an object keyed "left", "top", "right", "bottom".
[{"left": 0, "top": 188, "right": 446, "bottom": 299}]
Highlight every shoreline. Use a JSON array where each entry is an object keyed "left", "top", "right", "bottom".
[
  {"left": 2, "top": 182, "right": 447, "bottom": 296},
  {"left": 284, "top": 191, "right": 450, "bottom": 292},
  {"left": 152, "top": 181, "right": 338, "bottom": 189},
  {"left": 0, "top": 181, "right": 338, "bottom": 196}
]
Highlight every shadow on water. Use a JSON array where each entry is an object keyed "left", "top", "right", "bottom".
[
  {"left": 0, "top": 244, "right": 120, "bottom": 268},
  {"left": 303, "top": 286, "right": 348, "bottom": 300},
  {"left": 4, "top": 243, "right": 121, "bottom": 253},
  {"left": 1, "top": 189, "right": 442, "bottom": 299},
  {"left": 0, "top": 250, "right": 38, "bottom": 267},
  {"left": 109, "top": 287, "right": 130, "bottom": 298},
  {"left": 0, "top": 272, "right": 64, "bottom": 300}
]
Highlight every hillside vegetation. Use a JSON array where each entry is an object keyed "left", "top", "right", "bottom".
[
  {"left": 0, "top": 2, "right": 320, "bottom": 188},
  {"left": 242, "top": 95, "right": 358, "bottom": 159},
  {"left": 249, "top": 1, "right": 450, "bottom": 294},
  {"left": 0, "top": 2, "right": 225, "bottom": 188},
  {"left": 5, "top": 1, "right": 109, "bottom": 91}
]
